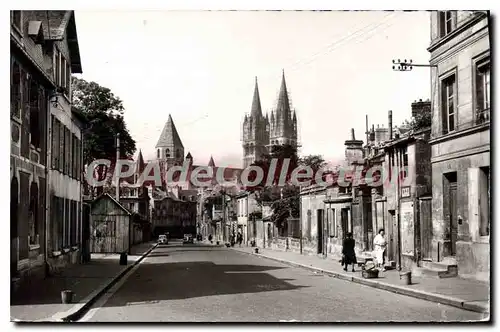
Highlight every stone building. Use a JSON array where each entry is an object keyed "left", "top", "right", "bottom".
[
  {"left": 241, "top": 71, "right": 298, "bottom": 168},
  {"left": 10, "top": 10, "right": 84, "bottom": 286},
  {"left": 428, "top": 11, "right": 490, "bottom": 281}
]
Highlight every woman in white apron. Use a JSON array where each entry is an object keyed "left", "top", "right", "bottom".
[{"left": 373, "top": 229, "right": 387, "bottom": 270}]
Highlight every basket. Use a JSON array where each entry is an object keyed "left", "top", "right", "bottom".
[{"left": 362, "top": 268, "right": 379, "bottom": 279}]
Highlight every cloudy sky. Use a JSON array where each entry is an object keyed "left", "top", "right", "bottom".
[{"left": 74, "top": 10, "right": 431, "bottom": 168}]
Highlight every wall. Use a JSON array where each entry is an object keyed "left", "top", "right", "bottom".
[
  {"left": 300, "top": 188, "right": 326, "bottom": 255},
  {"left": 429, "top": 12, "right": 490, "bottom": 281}
]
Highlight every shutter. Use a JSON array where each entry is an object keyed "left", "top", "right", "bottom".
[{"left": 468, "top": 168, "right": 480, "bottom": 242}]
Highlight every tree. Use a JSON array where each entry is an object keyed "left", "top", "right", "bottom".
[
  {"left": 409, "top": 111, "right": 431, "bottom": 132},
  {"left": 72, "top": 77, "right": 136, "bottom": 195}
]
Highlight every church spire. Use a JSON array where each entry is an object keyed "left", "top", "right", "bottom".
[
  {"left": 250, "top": 76, "right": 262, "bottom": 118},
  {"left": 276, "top": 69, "right": 291, "bottom": 119},
  {"left": 208, "top": 155, "right": 215, "bottom": 167},
  {"left": 156, "top": 114, "right": 184, "bottom": 149}
]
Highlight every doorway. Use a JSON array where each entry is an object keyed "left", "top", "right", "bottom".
[
  {"left": 444, "top": 172, "right": 458, "bottom": 256},
  {"left": 449, "top": 184, "right": 458, "bottom": 256},
  {"left": 341, "top": 208, "right": 349, "bottom": 239},
  {"left": 317, "top": 209, "right": 324, "bottom": 254},
  {"left": 11, "top": 177, "right": 19, "bottom": 277},
  {"left": 388, "top": 210, "right": 396, "bottom": 262}
]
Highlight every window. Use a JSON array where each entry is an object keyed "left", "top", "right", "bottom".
[
  {"left": 11, "top": 11, "right": 21, "bottom": 31},
  {"left": 70, "top": 200, "right": 77, "bottom": 246},
  {"left": 157, "top": 149, "right": 160, "bottom": 159},
  {"left": 71, "top": 134, "right": 76, "bottom": 178},
  {"left": 176, "top": 149, "right": 181, "bottom": 159},
  {"left": 402, "top": 148, "right": 408, "bottom": 178},
  {"left": 66, "top": 60, "right": 71, "bottom": 97},
  {"left": 54, "top": 49, "right": 61, "bottom": 86},
  {"left": 166, "top": 149, "right": 170, "bottom": 158},
  {"left": 29, "top": 79, "right": 41, "bottom": 149},
  {"left": 52, "top": 117, "right": 60, "bottom": 169},
  {"left": 475, "top": 58, "right": 490, "bottom": 124},
  {"left": 441, "top": 74, "right": 456, "bottom": 134},
  {"left": 479, "top": 167, "right": 490, "bottom": 237},
  {"left": 29, "top": 182, "right": 39, "bottom": 245},
  {"left": 65, "top": 128, "right": 71, "bottom": 174},
  {"left": 59, "top": 122, "right": 65, "bottom": 171},
  {"left": 130, "top": 189, "right": 136, "bottom": 197},
  {"left": 11, "top": 60, "right": 21, "bottom": 119},
  {"left": 439, "top": 11, "right": 455, "bottom": 37}
]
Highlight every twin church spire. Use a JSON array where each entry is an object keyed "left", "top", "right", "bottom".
[{"left": 242, "top": 70, "right": 298, "bottom": 168}]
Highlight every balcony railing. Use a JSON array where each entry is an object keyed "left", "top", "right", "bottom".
[{"left": 476, "top": 108, "right": 490, "bottom": 125}]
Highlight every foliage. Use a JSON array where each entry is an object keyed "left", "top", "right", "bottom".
[
  {"left": 409, "top": 111, "right": 432, "bottom": 132},
  {"left": 299, "top": 154, "right": 326, "bottom": 173},
  {"left": 72, "top": 77, "right": 136, "bottom": 166}
]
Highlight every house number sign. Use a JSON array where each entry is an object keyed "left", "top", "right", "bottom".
[{"left": 401, "top": 186, "right": 410, "bottom": 198}]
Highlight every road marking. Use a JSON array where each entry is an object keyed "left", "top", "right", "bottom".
[{"left": 77, "top": 248, "right": 155, "bottom": 322}]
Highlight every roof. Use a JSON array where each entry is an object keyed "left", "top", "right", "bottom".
[
  {"left": 250, "top": 77, "right": 262, "bottom": 118},
  {"left": 275, "top": 70, "right": 291, "bottom": 118},
  {"left": 156, "top": 114, "right": 184, "bottom": 149},
  {"left": 91, "top": 193, "right": 132, "bottom": 215},
  {"left": 208, "top": 156, "right": 215, "bottom": 167},
  {"left": 32, "top": 10, "right": 82, "bottom": 74}
]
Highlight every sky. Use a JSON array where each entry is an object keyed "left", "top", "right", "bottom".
[{"left": 74, "top": 10, "right": 431, "bottom": 169}]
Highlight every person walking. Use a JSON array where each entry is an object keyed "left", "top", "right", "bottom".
[
  {"left": 342, "top": 232, "right": 357, "bottom": 272},
  {"left": 237, "top": 232, "right": 243, "bottom": 247},
  {"left": 373, "top": 229, "right": 387, "bottom": 271}
]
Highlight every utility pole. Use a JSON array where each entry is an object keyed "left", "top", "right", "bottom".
[
  {"left": 299, "top": 186, "right": 303, "bottom": 254},
  {"left": 116, "top": 133, "right": 120, "bottom": 202}
]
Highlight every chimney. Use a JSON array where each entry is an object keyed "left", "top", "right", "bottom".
[
  {"left": 365, "top": 115, "right": 369, "bottom": 144},
  {"left": 351, "top": 128, "right": 355, "bottom": 140},
  {"left": 388, "top": 110, "right": 393, "bottom": 140}
]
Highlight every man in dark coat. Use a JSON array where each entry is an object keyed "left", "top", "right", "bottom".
[{"left": 342, "top": 232, "right": 357, "bottom": 272}]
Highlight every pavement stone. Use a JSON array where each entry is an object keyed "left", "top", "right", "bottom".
[
  {"left": 230, "top": 246, "right": 490, "bottom": 314},
  {"left": 10, "top": 241, "right": 157, "bottom": 322}
]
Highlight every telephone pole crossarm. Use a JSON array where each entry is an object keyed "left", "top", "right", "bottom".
[{"left": 392, "top": 58, "right": 437, "bottom": 71}]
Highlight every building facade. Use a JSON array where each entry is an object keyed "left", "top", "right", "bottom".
[
  {"left": 428, "top": 11, "right": 490, "bottom": 281},
  {"left": 242, "top": 71, "right": 298, "bottom": 168},
  {"left": 10, "top": 10, "right": 84, "bottom": 284}
]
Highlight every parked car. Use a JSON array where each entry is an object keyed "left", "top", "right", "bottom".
[
  {"left": 158, "top": 234, "right": 168, "bottom": 245},
  {"left": 183, "top": 234, "right": 194, "bottom": 244}
]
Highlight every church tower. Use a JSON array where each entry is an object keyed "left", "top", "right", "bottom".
[
  {"left": 242, "top": 77, "right": 270, "bottom": 168},
  {"left": 155, "top": 114, "right": 185, "bottom": 166},
  {"left": 269, "top": 70, "right": 298, "bottom": 149}
]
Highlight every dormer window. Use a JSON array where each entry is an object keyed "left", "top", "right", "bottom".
[
  {"left": 166, "top": 149, "right": 170, "bottom": 158},
  {"left": 157, "top": 149, "right": 160, "bottom": 158}
]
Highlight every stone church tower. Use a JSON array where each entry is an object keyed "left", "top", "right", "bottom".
[
  {"left": 242, "top": 77, "right": 269, "bottom": 168},
  {"left": 241, "top": 71, "right": 298, "bottom": 168},
  {"left": 156, "top": 114, "right": 185, "bottom": 166}
]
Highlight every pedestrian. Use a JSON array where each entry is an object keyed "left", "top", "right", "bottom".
[
  {"left": 342, "top": 232, "right": 357, "bottom": 272},
  {"left": 237, "top": 233, "right": 243, "bottom": 247},
  {"left": 208, "top": 234, "right": 213, "bottom": 243},
  {"left": 373, "top": 229, "right": 387, "bottom": 271}
]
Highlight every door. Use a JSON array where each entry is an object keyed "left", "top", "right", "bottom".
[
  {"left": 419, "top": 198, "right": 432, "bottom": 260},
  {"left": 341, "top": 208, "right": 349, "bottom": 239},
  {"left": 317, "top": 209, "right": 324, "bottom": 254},
  {"left": 11, "top": 177, "right": 19, "bottom": 277},
  {"left": 388, "top": 210, "right": 396, "bottom": 262},
  {"left": 449, "top": 183, "right": 458, "bottom": 256}
]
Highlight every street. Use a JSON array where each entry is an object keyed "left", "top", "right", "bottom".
[{"left": 79, "top": 242, "right": 482, "bottom": 322}]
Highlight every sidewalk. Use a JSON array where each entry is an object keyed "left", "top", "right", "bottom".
[
  {"left": 231, "top": 246, "right": 490, "bottom": 315},
  {"left": 11, "top": 241, "right": 157, "bottom": 322}
]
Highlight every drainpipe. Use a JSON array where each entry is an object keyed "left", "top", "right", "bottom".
[{"left": 44, "top": 93, "right": 53, "bottom": 276}]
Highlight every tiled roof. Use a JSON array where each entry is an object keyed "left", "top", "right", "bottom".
[{"left": 156, "top": 114, "right": 184, "bottom": 149}]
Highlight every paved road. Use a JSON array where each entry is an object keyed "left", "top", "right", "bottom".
[{"left": 80, "top": 241, "right": 483, "bottom": 322}]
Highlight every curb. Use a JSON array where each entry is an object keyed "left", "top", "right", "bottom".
[
  {"left": 44, "top": 243, "right": 158, "bottom": 322},
  {"left": 232, "top": 248, "right": 489, "bottom": 315}
]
